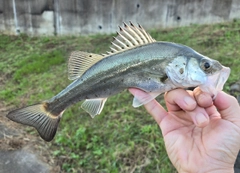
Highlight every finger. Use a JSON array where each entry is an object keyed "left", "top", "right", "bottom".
[
  {"left": 193, "top": 87, "right": 213, "bottom": 108},
  {"left": 165, "top": 89, "right": 197, "bottom": 112},
  {"left": 214, "top": 91, "right": 240, "bottom": 124},
  {"left": 187, "top": 107, "right": 209, "bottom": 127},
  {"left": 169, "top": 106, "right": 210, "bottom": 127},
  {"left": 143, "top": 99, "right": 168, "bottom": 125},
  {"left": 205, "top": 105, "right": 221, "bottom": 120},
  {"left": 128, "top": 88, "right": 167, "bottom": 125}
]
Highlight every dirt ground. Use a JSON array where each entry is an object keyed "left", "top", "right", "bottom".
[{"left": 0, "top": 103, "right": 62, "bottom": 173}]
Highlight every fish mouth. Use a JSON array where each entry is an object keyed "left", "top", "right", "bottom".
[{"left": 199, "top": 66, "right": 230, "bottom": 99}]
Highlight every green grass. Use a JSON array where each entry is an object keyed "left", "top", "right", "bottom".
[{"left": 1, "top": 20, "right": 240, "bottom": 172}]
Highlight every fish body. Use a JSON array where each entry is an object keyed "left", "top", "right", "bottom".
[
  {"left": 48, "top": 42, "right": 181, "bottom": 114},
  {"left": 7, "top": 22, "right": 230, "bottom": 141}
]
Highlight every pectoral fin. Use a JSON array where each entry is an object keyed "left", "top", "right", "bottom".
[
  {"left": 81, "top": 98, "right": 108, "bottom": 118},
  {"left": 132, "top": 92, "right": 161, "bottom": 107}
]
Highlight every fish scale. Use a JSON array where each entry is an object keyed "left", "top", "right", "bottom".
[{"left": 47, "top": 42, "right": 181, "bottom": 112}]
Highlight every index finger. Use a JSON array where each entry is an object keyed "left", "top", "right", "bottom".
[
  {"left": 193, "top": 87, "right": 213, "bottom": 108},
  {"left": 128, "top": 88, "right": 167, "bottom": 125}
]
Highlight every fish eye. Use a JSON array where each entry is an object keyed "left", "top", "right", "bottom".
[
  {"left": 201, "top": 59, "right": 213, "bottom": 73},
  {"left": 204, "top": 62, "right": 210, "bottom": 69}
]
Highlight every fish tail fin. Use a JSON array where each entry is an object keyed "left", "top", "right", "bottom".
[{"left": 6, "top": 102, "right": 63, "bottom": 142}]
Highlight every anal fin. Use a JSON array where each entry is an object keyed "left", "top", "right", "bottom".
[
  {"left": 133, "top": 91, "right": 161, "bottom": 108},
  {"left": 81, "top": 98, "right": 108, "bottom": 118}
]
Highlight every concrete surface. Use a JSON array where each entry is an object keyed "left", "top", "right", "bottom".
[
  {"left": 230, "top": 80, "right": 240, "bottom": 103},
  {"left": 0, "top": 148, "right": 50, "bottom": 173},
  {"left": 0, "top": 121, "right": 53, "bottom": 173},
  {"left": 0, "top": 0, "right": 240, "bottom": 36}
]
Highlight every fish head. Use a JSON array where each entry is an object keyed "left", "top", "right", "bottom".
[
  {"left": 198, "top": 57, "right": 230, "bottom": 98},
  {"left": 166, "top": 49, "right": 230, "bottom": 98}
]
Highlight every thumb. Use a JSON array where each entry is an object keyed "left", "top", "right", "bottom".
[{"left": 214, "top": 91, "right": 240, "bottom": 125}]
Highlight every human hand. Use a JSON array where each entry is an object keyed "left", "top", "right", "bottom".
[{"left": 129, "top": 88, "right": 240, "bottom": 173}]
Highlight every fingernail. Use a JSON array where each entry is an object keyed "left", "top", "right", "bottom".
[
  {"left": 184, "top": 97, "right": 195, "bottom": 106},
  {"left": 196, "top": 113, "right": 208, "bottom": 126}
]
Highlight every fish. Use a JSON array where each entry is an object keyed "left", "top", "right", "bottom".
[{"left": 6, "top": 22, "right": 230, "bottom": 142}]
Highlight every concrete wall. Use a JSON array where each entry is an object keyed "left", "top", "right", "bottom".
[{"left": 0, "top": 0, "right": 240, "bottom": 36}]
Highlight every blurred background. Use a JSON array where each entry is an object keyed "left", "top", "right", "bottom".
[
  {"left": 0, "top": 0, "right": 240, "bottom": 173},
  {"left": 1, "top": 0, "right": 240, "bottom": 35}
]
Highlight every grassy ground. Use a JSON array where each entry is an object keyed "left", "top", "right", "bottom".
[{"left": 0, "top": 20, "right": 240, "bottom": 172}]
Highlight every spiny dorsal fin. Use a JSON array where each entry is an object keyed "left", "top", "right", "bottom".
[
  {"left": 107, "top": 22, "right": 156, "bottom": 55},
  {"left": 68, "top": 51, "right": 104, "bottom": 80},
  {"left": 68, "top": 22, "right": 155, "bottom": 80}
]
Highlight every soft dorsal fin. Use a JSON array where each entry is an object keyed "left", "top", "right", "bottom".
[
  {"left": 106, "top": 22, "right": 156, "bottom": 55},
  {"left": 68, "top": 51, "right": 104, "bottom": 80}
]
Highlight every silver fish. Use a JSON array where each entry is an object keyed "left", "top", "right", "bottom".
[{"left": 7, "top": 22, "right": 230, "bottom": 141}]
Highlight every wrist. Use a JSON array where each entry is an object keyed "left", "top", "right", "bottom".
[
  {"left": 178, "top": 168, "right": 234, "bottom": 173},
  {"left": 204, "top": 169, "right": 234, "bottom": 173}
]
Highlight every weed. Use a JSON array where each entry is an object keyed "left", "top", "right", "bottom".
[
  {"left": 0, "top": 20, "right": 239, "bottom": 172},
  {"left": 13, "top": 50, "right": 65, "bottom": 81}
]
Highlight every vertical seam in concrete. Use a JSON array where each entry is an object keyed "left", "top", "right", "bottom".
[
  {"left": 54, "top": 0, "right": 61, "bottom": 35},
  {"left": 27, "top": 1, "right": 33, "bottom": 36},
  {"left": 12, "top": 0, "right": 19, "bottom": 34}
]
